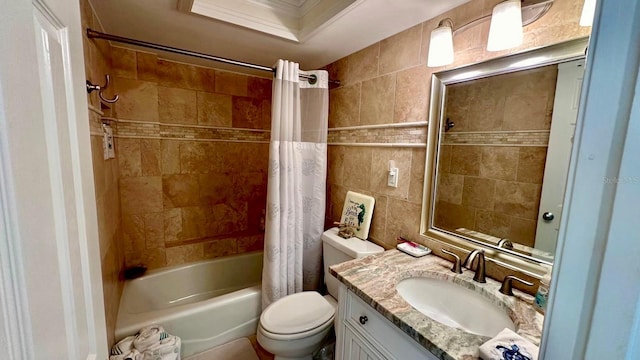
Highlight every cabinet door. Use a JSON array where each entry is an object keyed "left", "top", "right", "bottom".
[{"left": 343, "top": 325, "right": 387, "bottom": 360}]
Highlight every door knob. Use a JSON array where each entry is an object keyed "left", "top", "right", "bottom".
[{"left": 542, "top": 212, "right": 554, "bottom": 221}]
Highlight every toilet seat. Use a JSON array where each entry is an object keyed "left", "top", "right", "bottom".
[{"left": 260, "top": 292, "right": 335, "bottom": 337}]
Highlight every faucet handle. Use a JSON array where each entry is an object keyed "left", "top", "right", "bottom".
[
  {"left": 500, "top": 275, "right": 534, "bottom": 296},
  {"left": 441, "top": 249, "right": 462, "bottom": 274}
]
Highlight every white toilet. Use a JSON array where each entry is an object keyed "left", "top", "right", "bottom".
[{"left": 257, "top": 227, "right": 384, "bottom": 360}]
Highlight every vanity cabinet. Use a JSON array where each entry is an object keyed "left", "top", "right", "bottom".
[{"left": 336, "top": 284, "right": 439, "bottom": 360}]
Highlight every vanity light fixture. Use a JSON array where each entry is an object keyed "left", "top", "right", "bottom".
[
  {"left": 427, "top": 19, "right": 454, "bottom": 67},
  {"left": 579, "top": 0, "right": 596, "bottom": 27},
  {"left": 426, "top": 0, "right": 554, "bottom": 67},
  {"left": 487, "top": 0, "right": 523, "bottom": 51}
]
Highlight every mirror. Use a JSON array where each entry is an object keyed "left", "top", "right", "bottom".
[{"left": 422, "top": 38, "right": 589, "bottom": 267}]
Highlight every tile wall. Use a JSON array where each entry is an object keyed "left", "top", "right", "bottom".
[
  {"left": 324, "top": 0, "right": 590, "bottom": 289},
  {"left": 109, "top": 48, "right": 272, "bottom": 270},
  {"left": 435, "top": 65, "right": 558, "bottom": 247},
  {"left": 79, "top": 0, "right": 123, "bottom": 348}
]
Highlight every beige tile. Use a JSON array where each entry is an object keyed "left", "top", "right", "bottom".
[
  {"left": 394, "top": 66, "right": 430, "bottom": 123},
  {"left": 517, "top": 147, "right": 548, "bottom": 184},
  {"left": 450, "top": 146, "right": 481, "bottom": 176},
  {"left": 232, "top": 172, "right": 266, "bottom": 201},
  {"left": 137, "top": 52, "right": 158, "bottom": 82},
  {"left": 379, "top": 24, "right": 422, "bottom": 75},
  {"left": 342, "top": 146, "right": 372, "bottom": 190},
  {"left": 166, "top": 244, "right": 204, "bottom": 266},
  {"left": 204, "top": 238, "right": 239, "bottom": 258},
  {"left": 164, "top": 208, "right": 183, "bottom": 243},
  {"left": 436, "top": 173, "right": 464, "bottom": 204},
  {"left": 163, "top": 174, "right": 200, "bottom": 208},
  {"left": 385, "top": 198, "right": 422, "bottom": 248},
  {"left": 462, "top": 176, "right": 496, "bottom": 210},
  {"left": 370, "top": 147, "right": 411, "bottom": 198},
  {"left": 345, "top": 43, "right": 379, "bottom": 85},
  {"left": 232, "top": 97, "right": 268, "bottom": 129},
  {"left": 437, "top": 145, "right": 452, "bottom": 174},
  {"left": 433, "top": 201, "right": 476, "bottom": 232},
  {"left": 503, "top": 93, "right": 551, "bottom": 130},
  {"left": 360, "top": 74, "right": 396, "bottom": 125},
  {"left": 117, "top": 138, "right": 141, "bottom": 177},
  {"left": 141, "top": 139, "right": 161, "bottom": 176},
  {"left": 508, "top": 217, "right": 537, "bottom": 248},
  {"left": 474, "top": 210, "right": 511, "bottom": 239},
  {"left": 111, "top": 47, "right": 137, "bottom": 79},
  {"left": 122, "top": 214, "right": 145, "bottom": 265},
  {"left": 114, "top": 78, "right": 158, "bottom": 121},
  {"left": 215, "top": 71, "right": 248, "bottom": 96},
  {"left": 157, "top": 59, "right": 216, "bottom": 92},
  {"left": 493, "top": 181, "right": 542, "bottom": 219},
  {"left": 120, "top": 177, "right": 163, "bottom": 215},
  {"left": 198, "top": 173, "right": 234, "bottom": 205},
  {"left": 479, "top": 147, "right": 519, "bottom": 181},
  {"left": 210, "top": 202, "right": 248, "bottom": 235},
  {"left": 158, "top": 86, "right": 197, "bottom": 124},
  {"left": 329, "top": 184, "right": 348, "bottom": 223},
  {"left": 408, "top": 148, "right": 426, "bottom": 204},
  {"left": 369, "top": 195, "right": 387, "bottom": 244},
  {"left": 197, "top": 92, "right": 232, "bottom": 127},
  {"left": 328, "top": 84, "right": 361, "bottom": 128},
  {"left": 161, "top": 140, "right": 180, "bottom": 175},
  {"left": 326, "top": 57, "right": 348, "bottom": 87},
  {"left": 238, "top": 235, "right": 264, "bottom": 253},
  {"left": 181, "top": 206, "right": 210, "bottom": 239},
  {"left": 327, "top": 146, "right": 345, "bottom": 186},
  {"left": 144, "top": 212, "right": 164, "bottom": 249},
  {"left": 247, "top": 77, "right": 272, "bottom": 99},
  {"left": 179, "top": 142, "right": 212, "bottom": 174},
  {"left": 142, "top": 248, "right": 166, "bottom": 269}
]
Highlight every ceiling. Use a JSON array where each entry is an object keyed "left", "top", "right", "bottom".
[{"left": 89, "top": 0, "right": 469, "bottom": 77}]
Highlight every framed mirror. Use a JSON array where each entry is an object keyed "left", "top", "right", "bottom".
[{"left": 421, "top": 37, "right": 589, "bottom": 270}]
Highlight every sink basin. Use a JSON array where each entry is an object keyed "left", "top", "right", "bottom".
[{"left": 396, "top": 277, "right": 515, "bottom": 337}]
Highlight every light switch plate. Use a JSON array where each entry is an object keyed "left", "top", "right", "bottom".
[{"left": 388, "top": 168, "right": 398, "bottom": 187}]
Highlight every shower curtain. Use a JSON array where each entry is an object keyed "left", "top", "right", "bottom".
[{"left": 262, "top": 60, "right": 329, "bottom": 309}]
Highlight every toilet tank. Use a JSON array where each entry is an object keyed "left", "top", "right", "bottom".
[{"left": 322, "top": 228, "right": 384, "bottom": 299}]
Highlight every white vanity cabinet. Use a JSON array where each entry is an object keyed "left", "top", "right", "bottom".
[{"left": 336, "top": 284, "right": 440, "bottom": 360}]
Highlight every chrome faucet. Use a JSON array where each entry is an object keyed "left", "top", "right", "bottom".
[{"left": 463, "top": 249, "right": 486, "bottom": 283}]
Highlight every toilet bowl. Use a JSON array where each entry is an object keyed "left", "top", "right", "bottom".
[
  {"left": 257, "top": 292, "right": 336, "bottom": 360},
  {"left": 257, "top": 228, "right": 384, "bottom": 360}
]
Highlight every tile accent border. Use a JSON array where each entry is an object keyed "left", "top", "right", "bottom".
[
  {"left": 328, "top": 123, "right": 427, "bottom": 145},
  {"left": 442, "top": 130, "right": 550, "bottom": 146},
  {"left": 104, "top": 118, "right": 271, "bottom": 142}
]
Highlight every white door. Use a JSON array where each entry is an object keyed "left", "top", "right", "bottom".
[
  {"left": 534, "top": 60, "right": 585, "bottom": 255},
  {"left": 0, "top": 0, "right": 107, "bottom": 359}
]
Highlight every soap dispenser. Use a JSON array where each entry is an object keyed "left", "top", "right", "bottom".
[{"left": 534, "top": 264, "right": 552, "bottom": 314}]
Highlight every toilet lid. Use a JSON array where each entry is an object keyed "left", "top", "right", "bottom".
[{"left": 261, "top": 292, "right": 335, "bottom": 335}]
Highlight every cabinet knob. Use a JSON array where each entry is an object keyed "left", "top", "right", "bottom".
[
  {"left": 359, "top": 315, "right": 368, "bottom": 325},
  {"left": 542, "top": 212, "right": 554, "bottom": 221}
]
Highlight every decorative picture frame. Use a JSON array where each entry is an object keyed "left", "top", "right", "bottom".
[{"left": 340, "top": 191, "right": 375, "bottom": 240}]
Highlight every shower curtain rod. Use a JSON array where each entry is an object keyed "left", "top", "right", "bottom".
[{"left": 87, "top": 29, "right": 340, "bottom": 86}]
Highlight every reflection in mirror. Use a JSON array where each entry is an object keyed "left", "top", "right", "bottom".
[{"left": 425, "top": 39, "right": 588, "bottom": 265}]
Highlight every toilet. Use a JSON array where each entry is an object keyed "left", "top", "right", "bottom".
[{"left": 257, "top": 227, "right": 384, "bottom": 360}]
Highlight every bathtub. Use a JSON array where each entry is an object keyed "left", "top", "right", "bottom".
[{"left": 115, "top": 251, "right": 263, "bottom": 357}]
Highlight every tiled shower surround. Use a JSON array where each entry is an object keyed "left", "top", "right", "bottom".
[
  {"left": 110, "top": 47, "right": 272, "bottom": 269},
  {"left": 324, "top": 0, "right": 590, "bottom": 289}
]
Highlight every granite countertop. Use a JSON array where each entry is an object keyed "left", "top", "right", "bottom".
[{"left": 329, "top": 250, "right": 544, "bottom": 360}]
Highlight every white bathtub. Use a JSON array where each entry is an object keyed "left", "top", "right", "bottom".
[{"left": 115, "top": 251, "right": 263, "bottom": 357}]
